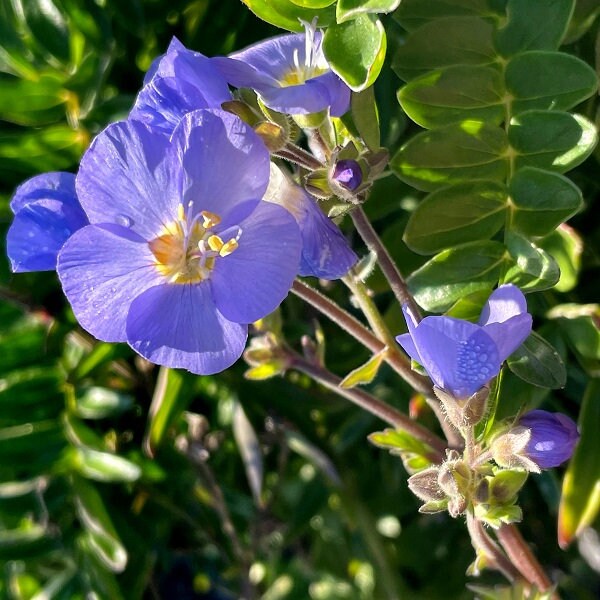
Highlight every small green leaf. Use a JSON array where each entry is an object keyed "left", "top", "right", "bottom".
[
  {"left": 75, "top": 387, "right": 134, "bottom": 420},
  {"left": 391, "top": 121, "right": 508, "bottom": 191},
  {"left": 144, "top": 367, "right": 194, "bottom": 456},
  {"left": 503, "top": 231, "right": 560, "bottom": 292},
  {"left": 538, "top": 226, "right": 582, "bottom": 293},
  {"left": 494, "top": 0, "right": 574, "bottom": 56},
  {"left": 404, "top": 181, "right": 506, "bottom": 254},
  {"left": 398, "top": 65, "right": 505, "bottom": 129},
  {"left": 368, "top": 428, "right": 433, "bottom": 456},
  {"left": 393, "top": 17, "right": 496, "bottom": 81},
  {"left": 510, "top": 167, "right": 583, "bottom": 237},
  {"left": 506, "top": 51, "right": 598, "bottom": 113},
  {"left": 289, "top": 0, "right": 335, "bottom": 7},
  {"left": 337, "top": 0, "right": 401, "bottom": 23},
  {"left": 72, "top": 447, "right": 142, "bottom": 483},
  {"left": 340, "top": 349, "right": 387, "bottom": 388},
  {"left": 407, "top": 241, "right": 507, "bottom": 312},
  {"left": 506, "top": 331, "right": 566, "bottom": 389},
  {"left": 558, "top": 379, "right": 600, "bottom": 548},
  {"left": 509, "top": 111, "right": 598, "bottom": 174},
  {"left": 351, "top": 86, "right": 380, "bottom": 150},
  {"left": 323, "top": 14, "right": 387, "bottom": 91},
  {"left": 244, "top": 361, "right": 287, "bottom": 380},
  {"left": 241, "top": 0, "right": 336, "bottom": 31},
  {"left": 395, "top": 0, "right": 502, "bottom": 31}
]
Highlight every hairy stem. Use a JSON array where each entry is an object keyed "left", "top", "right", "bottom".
[
  {"left": 290, "top": 353, "right": 446, "bottom": 460},
  {"left": 273, "top": 142, "right": 324, "bottom": 170},
  {"left": 351, "top": 206, "right": 422, "bottom": 321},
  {"left": 466, "top": 511, "right": 522, "bottom": 583},
  {"left": 496, "top": 524, "right": 555, "bottom": 595},
  {"left": 292, "top": 279, "right": 431, "bottom": 395}
]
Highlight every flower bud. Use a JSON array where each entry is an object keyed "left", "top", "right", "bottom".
[
  {"left": 407, "top": 467, "right": 445, "bottom": 503},
  {"left": 517, "top": 410, "right": 579, "bottom": 469},
  {"left": 331, "top": 159, "right": 362, "bottom": 192}
]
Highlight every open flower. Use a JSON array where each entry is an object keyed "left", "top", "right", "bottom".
[
  {"left": 130, "top": 37, "right": 232, "bottom": 135},
  {"left": 517, "top": 410, "right": 579, "bottom": 469},
  {"left": 7, "top": 172, "right": 88, "bottom": 272},
  {"left": 213, "top": 21, "right": 350, "bottom": 117},
  {"left": 57, "top": 109, "right": 301, "bottom": 374},
  {"left": 396, "top": 285, "right": 532, "bottom": 398},
  {"left": 264, "top": 163, "right": 356, "bottom": 279}
]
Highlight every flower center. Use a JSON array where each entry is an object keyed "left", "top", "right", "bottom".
[
  {"left": 149, "top": 204, "right": 240, "bottom": 284},
  {"left": 280, "top": 19, "right": 328, "bottom": 87}
]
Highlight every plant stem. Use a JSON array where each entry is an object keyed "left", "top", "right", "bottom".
[
  {"left": 274, "top": 142, "right": 324, "bottom": 170},
  {"left": 466, "top": 511, "right": 521, "bottom": 583},
  {"left": 496, "top": 524, "right": 555, "bottom": 594},
  {"left": 292, "top": 279, "right": 431, "bottom": 395},
  {"left": 350, "top": 206, "right": 422, "bottom": 321},
  {"left": 290, "top": 353, "right": 446, "bottom": 460}
]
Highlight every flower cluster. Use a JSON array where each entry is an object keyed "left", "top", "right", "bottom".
[{"left": 6, "top": 28, "right": 355, "bottom": 374}]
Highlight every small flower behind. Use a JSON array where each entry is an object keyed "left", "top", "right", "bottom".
[
  {"left": 396, "top": 284, "right": 533, "bottom": 399},
  {"left": 492, "top": 410, "right": 580, "bottom": 472},
  {"left": 213, "top": 20, "right": 351, "bottom": 117},
  {"left": 6, "top": 172, "right": 88, "bottom": 273},
  {"left": 56, "top": 109, "right": 302, "bottom": 375}
]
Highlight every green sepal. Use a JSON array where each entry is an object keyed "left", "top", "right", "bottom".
[{"left": 488, "top": 469, "right": 528, "bottom": 503}]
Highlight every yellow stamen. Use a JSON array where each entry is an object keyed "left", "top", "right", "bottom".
[
  {"left": 207, "top": 235, "right": 224, "bottom": 252},
  {"left": 201, "top": 210, "right": 221, "bottom": 229},
  {"left": 219, "top": 239, "right": 238, "bottom": 257}
]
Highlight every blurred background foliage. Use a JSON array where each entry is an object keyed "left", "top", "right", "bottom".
[{"left": 0, "top": 0, "right": 599, "bottom": 598}]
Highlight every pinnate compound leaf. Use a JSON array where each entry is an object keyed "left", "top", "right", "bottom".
[
  {"left": 404, "top": 180, "right": 506, "bottom": 254},
  {"left": 506, "top": 52, "right": 598, "bottom": 113},
  {"left": 558, "top": 379, "right": 600, "bottom": 548},
  {"left": 323, "top": 14, "right": 387, "bottom": 91},
  {"left": 506, "top": 331, "right": 566, "bottom": 389},
  {"left": 395, "top": 0, "right": 502, "bottom": 31},
  {"left": 393, "top": 17, "right": 496, "bottom": 81},
  {"left": 509, "top": 111, "right": 598, "bottom": 174},
  {"left": 398, "top": 65, "right": 505, "bottom": 128},
  {"left": 241, "top": 0, "right": 336, "bottom": 31},
  {"left": 494, "top": 0, "right": 574, "bottom": 57},
  {"left": 337, "top": 0, "right": 401, "bottom": 23},
  {"left": 391, "top": 121, "right": 508, "bottom": 192},
  {"left": 407, "top": 241, "right": 507, "bottom": 312},
  {"left": 510, "top": 167, "right": 583, "bottom": 237},
  {"left": 503, "top": 231, "right": 560, "bottom": 292}
]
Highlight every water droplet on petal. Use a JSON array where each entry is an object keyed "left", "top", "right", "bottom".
[{"left": 116, "top": 214, "right": 133, "bottom": 227}]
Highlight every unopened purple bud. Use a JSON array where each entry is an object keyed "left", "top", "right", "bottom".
[
  {"left": 518, "top": 410, "right": 579, "bottom": 469},
  {"left": 332, "top": 159, "right": 362, "bottom": 191}
]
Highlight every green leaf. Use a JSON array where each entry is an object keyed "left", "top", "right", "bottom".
[
  {"left": 0, "top": 420, "right": 65, "bottom": 459},
  {"left": 508, "top": 111, "right": 598, "bottom": 173},
  {"left": 393, "top": 17, "right": 496, "bottom": 81},
  {"left": 538, "top": 226, "right": 582, "bottom": 293},
  {"left": 232, "top": 401, "right": 264, "bottom": 508},
  {"left": 404, "top": 180, "right": 506, "bottom": 254},
  {"left": 506, "top": 331, "right": 566, "bottom": 388},
  {"left": 144, "top": 367, "right": 194, "bottom": 456},
  {"left": 494, "top": 0, "right": 574, "bottom": 56},
  {"left": 394, "top": 0, "right": 503, "bottom": 31},
  {"left": 407, "top": 241, "right": 507, "bottom": 312},
  {"left": 72, "top": 476, "right": 127, "bottom": 572},
  {"left": 506, "top": 52, "right": 598, "bottom": 113},
  {"left": 340, "top": 349, "right": 387, "bottom": 388},
  {"left": 72, "top": 447, "right": 142, "bottom": 483},
  {"left": 398, "top": 65, "right": 505, "bottom": 129},
  {"left": 351, "top": 86, "right": 380, "bottom": 150},
  {"left": 563, "top": 0, "right": 600, "bottom": 43},
  {"left": 391, "top": 121, "right": 508, "bottom": 191},
  {"left": 323, "top": 14, "right": 387, "bottom": 91},
  {"left": 558, "top": 379, "right": 600, "bottom": 548},
  {"left": 241, "top": 0, "right": 336, "bottom": 31},
  {"left": 289, "top": 0, "right": 335, "bottom": 7},
  {"left": 368, "top": 428, "right": 433, "bottom": 456},
  {"left": 77, "top": 533, "right": 124, "bottom": 600},
  {"left": 337, "top": 0, "right": 401, "bottom": 23},
  {"left": 509, "top": 167, "right": 583, "bottom": 237},
  {"left": 0, "top": 521, "right": 57, "bottom": 560},
  {"left": 502, "top": 231, "right": 560, "bottom": 292},
  {"left": 75, "top": 387, "right": 134, "bottom": 420}
]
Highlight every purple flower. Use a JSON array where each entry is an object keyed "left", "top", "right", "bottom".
[
  {"left": 56, "top": 109, "right": 302, "bottom": 375},
  {"left": 332, "top": 159, "right": 362, "bottom": 192},
  {"left": 7, "top": 172, "right": 88, "bottom": 272},
  {"left": 130, "top": 37, "right": 232, "bottom": 135},
  {"left": 396, "top": 285, "right": 532, "bottom": 398},
  {"left": 213, "top": 22, "right": 350, "bottom": 117},
  {"left": 518, "top": 410, "right": 579, "bottom": 469},
  {"left": 264, "top": 164, "right": 357, "bottom": 279}
]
